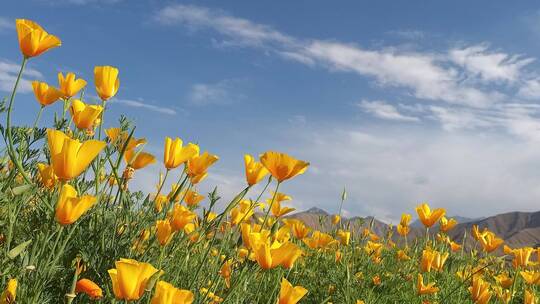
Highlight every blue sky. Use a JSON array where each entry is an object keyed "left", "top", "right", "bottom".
[{"left": 2, "top": 1, "right": 540, "bottom": 222}]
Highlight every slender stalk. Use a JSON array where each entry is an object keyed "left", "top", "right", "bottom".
[
  {"left": 65, "top": 269, "right": 78, "bottom": 304},
  {"left": 152, "top": 169, "right": 169, "bottom": 205},
  {"left": 32, "top": 106, "right": 44, "bottom": 130},
  {"left": 260, "top": 182, "right": 280, "bottom": 229},
  {"left": 5, "top": 57, "right": 32, "bottom": 184}
]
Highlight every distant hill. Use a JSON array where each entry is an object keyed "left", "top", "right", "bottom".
[{"left": 288, "top": 208, "right": 540, "bottom": 249}]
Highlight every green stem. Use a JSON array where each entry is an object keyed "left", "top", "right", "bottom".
[
  {"left": 5, "top": 57, "right": 32, "bottom": 184},
  {"left": 32, "top": 106, "right": 44, "bottom": 130},
  {"left": 261, "top": 182, "right": 280, "bottom": 229},
  {"left": 65, "top": 268, "right": 79, "bottom": 304},
  {"left": 152, "top": 169, "right": 169, "bottom": 205}
]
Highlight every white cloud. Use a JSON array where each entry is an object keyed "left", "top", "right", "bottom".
[
  {"left": 155, "top": 4, "right": 294, "bottom": 48},
  {"left": 0, "top": 17, "right": 14, "bottom": 32},
  {"left": 111, "top": 98, "right": 177, "bottom": 115},
  {"left": 0, "top": 60, "right": 43, "bottom": 94},
  {"left": 518, "top": 78, "right": 540, "bottom": 99},
  {"left": 303, "top": 41, "right": 502, "bottom": 108},
  {"left": 277, "top": 51, "right": 316, "bottom": 66},
  {"left": 423, "top": 102, "right": 540, "bottom": 142},
  {"left": 154, "top": 4, "right": 529, "bottom": 109},
  {"left": 449, "top": 45, "right": 534, "bottom": 83},
  {"left": 284, "top": 126, "right": 540, "bottom": 221},
  {"left": 428, "top": 106, "right": 494, "bottom": 131},
  {"left": 359, "top": 100, "right": 419, "bottom": 122},
  {"left": 189, "top": 79, "right": 244, "bottom": 106}
]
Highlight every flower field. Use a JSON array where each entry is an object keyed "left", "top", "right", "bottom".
[{"left": 1, "top": 19, "right": 540, "bottom": 303}]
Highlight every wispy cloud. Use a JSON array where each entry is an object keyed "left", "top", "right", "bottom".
[
  {"left": 518, "top": 78, "right": 540, "bottom": 99},
  {"left": 0, "top": 17, "right": 14, "bottom": 32},
  {"left": 0, "top": 59, "right": 43, "bottom": 94},
  {"left": 359, "top": 100, "right": 419, "bottom": 122},
  {"left": 111, "top": 98, "right": 177, "bottom": 115},
  {"left": 302, "top": 41, "right": 503, "bottom": 108},
  {"left": 189, "top": 79, "right": 245, "bottom": 106},
  {"left": 154, "top": 4, "right": 534, "bottom": 109},
  {"left": 155, "top": 4, "right": 294, "bottom": 49},
  {"left": 449, "top": 44, "right": 534, "bottom": 83}
]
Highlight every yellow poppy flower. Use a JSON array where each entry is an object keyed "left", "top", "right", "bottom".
[
  {"left": 16, "top": 19, "right": 61, "bottom": 58},
  {"left": 331, "top": 214, "right": 341, "bottom": 225},
  {"left": 278, "top": 278, "right": 307, "bottom": 304},
  {"left": 417, "top": 273, "right": 439, "bottom": 295},
  {"left": 108, "top": 258, "right": 160, "bottom": 300},
  {"left": 219, "top": 260, "right": 233, "bottom": 288},
  {"left": 70, "top": 99, "right": 103, "bottom": 130},
  {"left": 151, "top": 281, "right": 194, "bottom": 304},
  {"left": 271, "top": 200, "right": 295, "bottom": 218},
  {"left": 163, "top": 137, "right": 200, "bottom": 169},
  {"left": 187, "top": 151, "right": 218, "bottom": 177},
  {"left": 32, "top": 81, "right": 63, "bottom": 106},
  {"left": 154, "top": 194, "right": 169, "bottom": 213},
  {"left": 183, "top": 189, "right": 205, "bottom": 207},
  {"left": 335, "top": 250, "right": 343, "bottom": 263},
  {"left": 469, "top": 276, "right": 492, "bottom": 304},
  {"left": 0, "top": 279, "right": 17, "bottom": 304},
  {"left": 55, "top": 184, "right": 96, "bottom": 225},
  {"left": 420, "top": 249, "right": 448, "bottom": 272},
  {"left": 75, "top": 279, "right": 102, "bottom": 300},
  {"left": 478, "top": 231, "right": 504, "bottom": 253},
  {"left": 415, "top": 203, "right": 446, "bottom": 228},
  {"left": 494, "top": 273, "right": 513, "bottom": 289},
  {"left": 47, "top": 129, "right": 106, "bottom": 180},
  {"left": 259, "top": 151, "right": 309, "bottom": 182},
  {"left": 511, "top": 247, "right": 534, "bottom": 268},
  {"left": 337, "top": 229, "right": 351, "bottom": 246},
  {"left": 397, "top": 214, "right": 412, "bottom": 236},
  {"left": 303, "top": 231, "right": 337, "bottom": 250},
  {"left": 282, "top": 219, "right": 311, "bottom": 240},
  {"left": 269, "top": 242, "right": 303, "bottom": 269},
  {"left": 125, "top": 149, "right": 156, "bottom": 170},
  {"left": 439, "top": 216, "right": 458, "bottom": 233},
  {"left": 94, "top": 66, "right": 120, "bottom": 101},
  {"left": 230, "top": 200, "right": 254, "bottom": 226},
  {"left": 169, "top": 204, "right": 196, "bottom": 231},
  {"left": 525, "top": 290, "right": 537, "bottom": 304},
  {"left": 493, "top": 286, "right": 512, "bottom": 304},
  {"left": 397, "top": 224, "right": 410, "bottom": 237},
  {"left": 244, "top": 154, "right": 269, "bottom": 186},
  {"left": 37, "top": 162, "right": 57, "bottom": 189},
  {"left": 58, "top": 72, "right": 87, "bottom": 98},
  {"left": 155, "top": 220, "right": 174, "bottom": 246},
  {"left": 397, "top": 250, "right": 410, "bottom": 261},
  {"left": 520, "top": 270, "right": 540, "bottom": 285},
  {"left": 449, "top": 241, "right": 462, "bottom": 252},
  {"left": 105, "top": 127, "right": 128, "bottom": 147},
  {"left": 472, "top": 225, "right": 490, "bottom": 241}
]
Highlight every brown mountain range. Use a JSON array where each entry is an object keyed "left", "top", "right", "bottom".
[{"left": 287, "top": 208, "right": 540, "bottom": 248}]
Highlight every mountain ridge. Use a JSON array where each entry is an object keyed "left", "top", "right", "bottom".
[{"left": 286, "top": 208, "right": 540, "bottom": 248}]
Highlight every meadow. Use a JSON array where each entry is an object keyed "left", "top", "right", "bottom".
[{"left": 0, "top": 19, "right": 539, "bottom": 303}]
